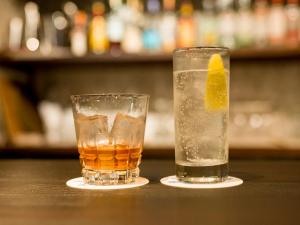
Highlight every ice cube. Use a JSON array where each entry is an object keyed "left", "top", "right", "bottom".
[
  {"left": 110, "top": 113, "right": 144, "bottom": 147},
  {"left": 75, "top": 114, "right": 109, "bottom": 147}
]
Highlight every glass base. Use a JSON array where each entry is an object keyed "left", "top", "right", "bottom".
[
  {"left": 176, "top": 163, "right": 228, "bottom": 183},
  {"left": 82, "top": 167, "right": 140, "bottom": 185}
]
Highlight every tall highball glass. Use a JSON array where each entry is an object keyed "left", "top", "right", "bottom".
[{"left": 173, "top": 47, "right": 229, "bottom": 183}]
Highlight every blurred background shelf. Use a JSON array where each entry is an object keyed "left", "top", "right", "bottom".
[
  {"left": 1, "top": 48, "right": 300, "bottom": 65},
  {"left": 0, "top": 0, "right": 300, "bottom": 156},
  {"left": 0, "top": 50, "right": 172, "bottom": 65},
  {"left": 230, "top": 47, "right": 300, "bottom": 59}
]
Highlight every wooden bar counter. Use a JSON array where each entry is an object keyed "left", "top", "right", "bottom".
[{"left": 0, "top": 158, "right": 299, "bottom": 225}]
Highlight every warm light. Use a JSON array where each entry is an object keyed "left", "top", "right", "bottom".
[
  {"left": 234, "top": 114, "right": 247, "bottom": 127},
  {"left": 250, "top": 114, "right": 264, "bottom": 129},
  {"left": 26, "top": 38, "right": 39, "bottom": 51},
  {"left": 53, "top": 12, "right": 68, "bottom": 30},
  {"left": 64, "top": 1, "right": 78, "bottom": 17}
]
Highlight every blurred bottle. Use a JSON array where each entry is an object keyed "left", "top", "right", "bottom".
[
  {"left": 236, "top": 0, "right": 254, "bottom": 48},
  {"left": 285, "top": 0, "right": 300, "bottom": 47},
  {"left": 217, "top": 0, "right": 236, "bottom": 49},
  {"left": 253, "top": 0, "right": 269, "bottom": 47},
  {"left": 196, "top": 0, "right": 218, "bottom": 46},
  {"left": 107, "top": 0, "right": 125, "bottom": 55},
  {"left": 268, "top": 0, "right": 287, "bottom": 46},
  {"left": 40, "top": 15, "right": 55, "bottom": 55},
  {"left": 159, "top": 0, "right": 176, "bottom": 52},
  {"left": 24, "top": 2, "right": 40, "bottom": 52},
  {"left": 89, "top": 2, "right": 109, "bottom": 54},
  {"left": 70, "top": 11, "right": 88, "bottom": 56},
  {"left": 8, "top": 17, "right": 23, "bottom": 51},
  {"left": 121, "top": 0, "right": 143, "bottom": 53},
  {"left": 177, "top": 0, "right": 196, "bottom": 48},
  {"left": 63, "top": 1, "right": 78, "bottom": 21},
  {"left": 52, "top": 11, "right": 69, "bottom": 47},
  {"left": 38, "top": 101, "right": 64, "bottom": 145},
  {"left": 143, "top": 0, "right": 161, "bottom": 51},
  {"left": 62, "top": 2, "right": 78, "bottom": 45}
]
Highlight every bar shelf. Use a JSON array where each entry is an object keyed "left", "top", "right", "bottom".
[{"left": 1, "top": 47, "right": 300, "bottom": 65}]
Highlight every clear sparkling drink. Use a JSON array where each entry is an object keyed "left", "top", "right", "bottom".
[{"left": 173, "top": 48, "right": 229, "bottom": 183}]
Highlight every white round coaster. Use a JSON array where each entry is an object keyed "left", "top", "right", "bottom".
[
  {"left": 66, "top": 177, "right": 149, "bottom": 190},
  {"left": 160, "top": 176, "right": 243, "bottom": 189}
]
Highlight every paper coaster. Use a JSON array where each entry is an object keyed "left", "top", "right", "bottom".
[
  {"left": 66, "top": 177, "right": 149, "bottom": 190},
  {"left": 160, "top": 175, "right": 243, "bottom": 189}
]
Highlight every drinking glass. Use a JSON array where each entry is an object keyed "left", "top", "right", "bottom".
[
  {"left": 173, "top": 47, "right": 229, "bottom": 183},
  {"left": 71, "top": 94, "right": 149, "bottom": 185}
]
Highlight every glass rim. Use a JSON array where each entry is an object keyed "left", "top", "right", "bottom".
[
  {"left": 71, "top": 93, "right": 150, "bottom": 100},
  {"left": 173, "top": 46, "right": 229, "bottom": 54}
]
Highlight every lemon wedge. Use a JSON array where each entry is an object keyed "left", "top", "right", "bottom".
[{"left": 204, "top": 53, "right": 228, "bottom": 111}]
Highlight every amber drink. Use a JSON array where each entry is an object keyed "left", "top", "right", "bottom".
[{"left": 71, "top": 94, "right": 149, "bottom": 185}]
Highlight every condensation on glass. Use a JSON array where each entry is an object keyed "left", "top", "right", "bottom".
[
  {"left": 173, "top": 47, "right": 230, "bottom": 183},
  {"left": 71, "top": 93, "right": 149, "bottom": 185}
]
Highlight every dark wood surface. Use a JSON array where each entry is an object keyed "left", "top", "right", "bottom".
[{"left": 0, "top": 158, "right": 300, "bottom": 225}]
